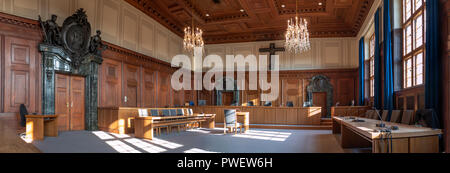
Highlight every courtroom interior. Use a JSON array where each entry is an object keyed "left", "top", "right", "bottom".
[{"left": 0, "top": 0, "right": 449, "bottom": 154}]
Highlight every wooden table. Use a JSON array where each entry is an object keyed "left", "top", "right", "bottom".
[
  {"left": 333, "top": 116, "right": 442, "bottom": 153},
  {"left": 134, "top": 114, "right": 216, "bottom": 140},
  {"left": 25, "top": 115, "right": 59, "bottom": 141},
  {"left": 190, "top": 106, "right": 322, "bottom": 125},
  {"left": 237, "top": 112, "right": 250, "bottom": 131}
]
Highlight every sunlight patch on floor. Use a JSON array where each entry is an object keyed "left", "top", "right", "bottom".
[
  {"left": 124, "top": 138, "right": 167, "bottom": 153},
  {"left": 184, "top": 148, "right": 219, "bottom": 153},
  {"left": 232, "top": 130, "right": 292, "bottom": 142},
  {"left": 105, "top": 140, "right": 141, "bottom": 153},
  {"left": 92, "top": 131, "right": 115, "bottom": 140},
  {"left": 144, "top": 138, "right": 183, "bottom": 149}
]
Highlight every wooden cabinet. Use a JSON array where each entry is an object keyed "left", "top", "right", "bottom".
[{"left": 55, "top": 74, "right": 85, "bottom": 131}]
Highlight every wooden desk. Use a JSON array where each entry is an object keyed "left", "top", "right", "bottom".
[
  {"left": 25, "top": 115, "right": 58, "bottom": 141},
  {"left": 134, "top": 114, "right": 216, "bottom": 140},
  {"left": 333, "top": 117, "right": 442, "bottom": 153},
  {"left": 237, "top": 112, "right": 250, "bottom": 131},
  {"left": 331, "top": 106, "right": 369, "bottom": 118},
  {"left": 190, "top": 106, "right": 322, "bottom": 125}
]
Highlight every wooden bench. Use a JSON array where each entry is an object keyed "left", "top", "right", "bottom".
[
  {"left": 98, "top": 107, "right": 200, "bottom": 134},
  {"left": 134, "top": 114, "right": 216, "bottom": 140}
]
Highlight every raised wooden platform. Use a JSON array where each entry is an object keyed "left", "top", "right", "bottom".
[
  {"left": 0, "top": 113, "right": 41, "bottom": 153},
  {"left": 216, "top": 123, "right": 332, "bottom": 130}
]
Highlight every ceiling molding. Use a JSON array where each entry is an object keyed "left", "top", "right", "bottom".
[{"left": 125, "top": 0, "right": 375, "bottom": 44}]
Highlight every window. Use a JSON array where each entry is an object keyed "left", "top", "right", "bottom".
[
  {"left": 403, "top": 0, "right": 426, "bottom": 88},
  {"left": 368, "top": 34, "right": 375, "bottom": 97}
]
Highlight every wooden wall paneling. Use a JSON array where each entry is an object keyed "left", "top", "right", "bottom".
[
  {"left": 264, "top": 108, "right": 276, "bottom": 124},
  {"left": 297, "top": 108, "right": 307, "bottom": 124},
  {"left": 3, "top": 36, "right": 37, "bottom": 113},
  {"left": 312, "top": 92, "right": 327, "bottom": 117},
  {"left": 1, "top": 34, "right": 3, "bottom": 113},
  {"left": 286, "top": 109, "right": 298, "bottom": 125},
  {"left": 283, "top": 79, "right": 300, "bottom": 107},
  {"left": 158, "top": 71, "right": 172, "bottom": 107},
  {"left": 308, "top": 107, "right": 322, "bottom": 125},
  {"left": 394, "top": 86, "right": 424, "bottom": 111},
  {"left": 55, "top": 74, "right": 70, "bottom": 131},
  {"left": 141, "top": 67, "right": 157, "bottom": 107},
  {"left": 173, "top": 88, "right": 185, "bottom": 107},
  {"left": 302, "top": 78, "right": 310, "bottom": 106},
  {"left": 99, "top": 58, "right": 122, "bottom": 107},
  {"left": 275, "top": 109, "right": 287, "bottom": 125},
  {"left": 123, "top": 63, "right": 140, "bottom": 107},
  {"left": 406, "top": 96, "right": 415, "bottom": 110},
  {"left": 70, "top": 76, "right": 85, "bottom": 130},
  {"left": 336, "top": 78, "right": 355, "bottom": 105},
  {"left": 198, "top": 90, "right": 213, "bottom": 105}
]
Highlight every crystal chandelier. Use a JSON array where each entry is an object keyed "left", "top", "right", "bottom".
[
  {"left": 183, "top": 0, "right": 204, "bottom": 53},
  {"left": 285, "top": 0, "right": 311, "bottom": 53}
]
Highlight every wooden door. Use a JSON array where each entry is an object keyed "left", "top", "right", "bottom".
[
  {"left": 313, "top": 92, "right": 327, "bottom": 117},
  {"left": 222, "top": 92, "right": 234, "bottom": 106},
  {"left": 70, "top": 76, "right": 85, "bottom": 130},
  {"left": 55, "top": 74, "right": 70, "bottom": 131},
  {"left": 99, "top": 59, "right": 122, "bottom": 107},
  {"left": 123, "top": 64, "right": 139, "bottom": 107},
  {"left": 3, "top": 36, "right": 37, "bottom": 113}
]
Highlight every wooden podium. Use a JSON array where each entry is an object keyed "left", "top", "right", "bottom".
[{"left": 25, "top": 115, "right": 59, "bottom": 141}]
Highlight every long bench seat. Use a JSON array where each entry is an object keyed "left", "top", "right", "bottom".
[
  {"left": 134, "top": 115, "right": 216, "bottom": 140},
  {"left": 98, "top": 107, "right": 204, "bottom": 134}
]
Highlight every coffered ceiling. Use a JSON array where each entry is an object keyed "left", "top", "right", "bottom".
[{"left": 125, "top": 0, "right": 374, "bottom": 44}]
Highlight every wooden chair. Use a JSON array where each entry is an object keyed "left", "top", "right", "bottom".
[
  {"left": 390, "top": 110, "right": 402, "bottom": 123},
  {"left": 286, "top": 101, "right": 294, "bottom": 107},
  {"left": 401, "top": 110, "right": 415, "bottom": 125},
  {"left": 149, "top": 109, "right": 162, "bottom": 136},
  {"left": 414, "top": 109, "right": 438, "bottom": 128},
  {"left": 174, "top": 109, "right": 188, "bottom": 132},
  {"left": 381, "top": 110, "right": 389, "bottom": 121},
  {"left": 371, "top": 110, "right": 381, "bottom": 120},
  {"left": 224, "top": 109, "right": 242, "bottom": 134},
  {"left": 160, "top": 110, "right": 171, "bottom": 134},
  {"left": 364, "top": 110, "right": 374, "bottom": 118},
  {"left": 263, "top": 101, "right": 272, "bottom": 107},
  {"left": 168, "top": 109, "right": 180, "bottom": 132},
  {"left": 185, "top": 109, "right": 196, "bottom": 129}
]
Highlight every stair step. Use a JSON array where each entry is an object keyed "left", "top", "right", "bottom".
[{"left": 216, "top": 124, "right": 332, "bottom": 130}]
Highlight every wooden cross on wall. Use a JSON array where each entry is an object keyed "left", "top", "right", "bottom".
[{"left": 259, "top": 43, "right": 285, "bottom": 70}]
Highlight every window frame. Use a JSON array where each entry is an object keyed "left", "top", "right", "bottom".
[
  {"left": 402, "top": 0, "right": 426, "bottom": 89},
  {"left": 368, "top": 33, "right": 375, "bottom": 98}
]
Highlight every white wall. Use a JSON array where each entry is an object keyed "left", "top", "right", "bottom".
[
  {"left": 204, "top": 38, "right": 358, "bottom": 71},
  {"left": 0, "top": 0, "right": 185, "bottom": 63}
]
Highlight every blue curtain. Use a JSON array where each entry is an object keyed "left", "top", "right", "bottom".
[
  {"left": 425, "top": 0, "right": 441, "bottom": 127},
  {"left": 358, "top": 38, "right": 365, "bottom": 106},
  {"left": 383, "top": 0, "right": 394, "bottom": 118},
  {"left": 374, "top": 9, "right": 382, "bottom": 109}
]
